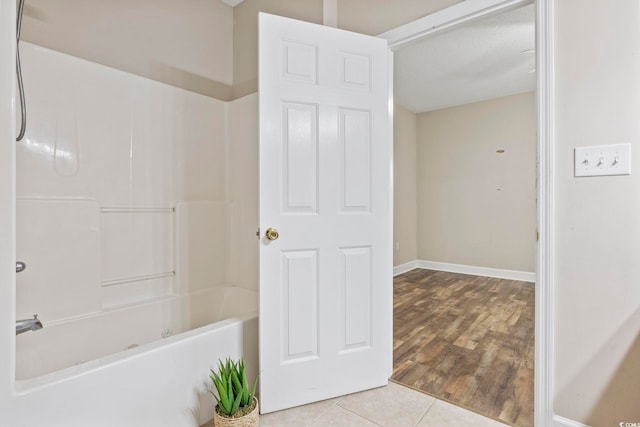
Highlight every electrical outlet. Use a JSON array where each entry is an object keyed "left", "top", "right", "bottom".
[
  {"left": 395, "top": 242, "right": 400, "bottom": 251},
  {"left": 574, "top": 143, "right": 631, "bottom": 177}
]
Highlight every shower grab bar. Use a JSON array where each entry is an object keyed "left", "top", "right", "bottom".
[
  {"left": 101, "top": 207, "right": 175, "bottom": 214},
  {"left": 102, "top": 271, "right": 175, "bottom": 288},
  {"left": 16, "top": 261, "right": 26, "bottom": 273}
]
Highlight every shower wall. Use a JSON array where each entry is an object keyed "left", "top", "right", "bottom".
[
  {"left": 227, "top": 93, "right": 259, "bottom": 291},
  {"left": 16, "top": 41, "right": 258, "bottom": 377}
]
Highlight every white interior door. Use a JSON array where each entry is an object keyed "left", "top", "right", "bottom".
[{"left": 259, "top": 13, "right": 392, "bottom": 413}]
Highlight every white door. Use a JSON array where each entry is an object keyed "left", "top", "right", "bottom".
[{"left": 259, "top": 13, "right": 392, "bottom": 413}]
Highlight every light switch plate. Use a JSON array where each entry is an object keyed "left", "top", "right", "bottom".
[{"left": 574, "top": 143, "right": 631, "bottom": 177}]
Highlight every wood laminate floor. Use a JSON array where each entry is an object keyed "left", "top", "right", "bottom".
[{"left": 392, "top": 269, "right": 534, "bottom": 427}]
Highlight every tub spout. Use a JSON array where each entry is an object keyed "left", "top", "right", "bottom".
[{"left": 16, "top": 314, "right": 43, "bottom": 335}]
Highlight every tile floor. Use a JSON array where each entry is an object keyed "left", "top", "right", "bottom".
[{"left": 202, "top": 382, "right": 509, "bottom": 427}]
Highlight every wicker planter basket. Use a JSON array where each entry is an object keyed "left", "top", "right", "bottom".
[{"left": 213, "top": 398, "right": 259, "bottom": 427}]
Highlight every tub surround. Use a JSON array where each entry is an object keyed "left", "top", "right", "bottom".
[
  {"left": 16, "top": 41, "right": 259, "bottom": 380},
  {"left": 5, "top": 39, "right": 260, "bottom": 426}
]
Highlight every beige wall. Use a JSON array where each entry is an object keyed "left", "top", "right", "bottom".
[
  {"left": 21, "top": 0, "right": 235, "bottom": 100},
  {"left": 21, "top": 0, "right": 469, "bottom": 101},
  {"left": 21, "top": 0, "right": 325, "bottom": 101},
  {"left": 337, "top": 0, "right": 462, "bottom": 35},
  {"left": 393, "top": 104, "right": 418, "bottom": 266},
  {"left": 416, "top": 92, "right": 536, "bottom": 272},
  {"left": 228, "top": 93, "right": 259, "bottom": 291},
  {"left": 554, "top": 0, "right": 640, "bottom": 423},
  {"left": 232, "top": 0, "right": 323, "bottom": 98}
]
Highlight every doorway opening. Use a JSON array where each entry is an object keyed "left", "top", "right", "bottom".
[{"left": 385, "top": 2, "right": 537, "bottom": 426}]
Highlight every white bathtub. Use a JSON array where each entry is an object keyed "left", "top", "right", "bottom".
[{"left": 10, "top": 286, "right": 258, "bottom": 427}]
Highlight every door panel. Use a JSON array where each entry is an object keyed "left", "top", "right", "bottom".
[
  {"left": 259, "top": 13, "right": 392, "bottom": 413},
  {"left": 339, "top": 108, "right": 371, "bottom": 211},
  {"left": 282, "top": 249, "right": 318, "bottom": 362},
  {"left": 282, "top": 103, "right": 318, "bottom": 213},
  {"left": 340, "top": 246, "right": 372, "bottom": 351}
]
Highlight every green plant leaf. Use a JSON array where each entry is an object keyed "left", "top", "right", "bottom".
[
  {"left": 209, "top": 357, "right": 258, "bottom": 416},
  {"left": 219, "top": 388, "right": 231, "bottom": 413},
  {"left": 238, "top": 361, "right": 249, "bottom": 405},
  {"left": 231, "top": 388, "right": 243, "bottom": 415},
  {"left": 249, "top": 376, "right": 258, "bottom": 403},
  {"left": 225, "top": 374, "right": 236, "bottom": 415},
  {"left": 231, "top": 369, "right": 242, "bottom": 396},
  {"left": 217, "top": 376, "right": 232, "bottom": 413}
]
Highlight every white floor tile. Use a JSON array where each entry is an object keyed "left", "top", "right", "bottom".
[
  {"left": 259, "top": 397, "right": 341, "bottom": 427},
  {"left": 311, "top": 405, "right": 379, "bottom": 427},
  {"left": 417, "top": 400, "right": 510, "bottom": 427},
  {"left": 201, "top": 385, "right": 509, "bottom": 427},
  {"left": 338, "top": 382, "right": 435, "bottom": 426}
]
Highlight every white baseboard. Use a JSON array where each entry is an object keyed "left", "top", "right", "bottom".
[
  {"left": 393, "top": 259, "right": 535, "bottom": 282},
  {"left": 553, "top": 415, "right": 591, "bottom": 427},
  {"left": 417, "top": 260, "right": 535, "bottom": 282},
  {"left": 393, "top": 260, "right": 420, "bottom": 276}
]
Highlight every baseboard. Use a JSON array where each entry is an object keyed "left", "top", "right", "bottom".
[
  {"left": 393, "top": 260, "right": 419, "bottom": 276},
  {"left": 553, "top": 415, "right": 591, "bottom": 427},
  {"left": 415, "top": 260, "right": 536, "bottom": 282}
]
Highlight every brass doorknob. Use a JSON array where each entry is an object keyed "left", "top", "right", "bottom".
[{"left": 265, "top": 228, "right": 279, "bottom": 241}]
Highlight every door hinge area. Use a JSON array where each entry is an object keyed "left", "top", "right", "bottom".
[{"left": 256, "top": 227, "right": 260, "bottom": 239}]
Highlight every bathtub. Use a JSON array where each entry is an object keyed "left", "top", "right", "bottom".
[{"left": 10, "top": 286, "right": 258, "bottom": 427}]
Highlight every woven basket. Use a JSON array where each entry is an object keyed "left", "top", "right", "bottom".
[{"left": 213, "top": 398, "right": 259, "bottom": 427}]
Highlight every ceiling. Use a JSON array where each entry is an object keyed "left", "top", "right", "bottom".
[{"left": 394, "top": 4, "right": 535, "bottom": 113}]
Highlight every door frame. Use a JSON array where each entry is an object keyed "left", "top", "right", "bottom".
[{"left": 378, "top": 1, "right": 555, "bottom": 426}]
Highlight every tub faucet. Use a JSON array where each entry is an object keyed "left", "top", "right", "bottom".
[{"left": 16, "top": 314, "right": 43, "bottom": 335}]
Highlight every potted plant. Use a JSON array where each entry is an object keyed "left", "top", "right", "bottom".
[{"left": 209, "top": 358, "right": 259, "bottom": 427}]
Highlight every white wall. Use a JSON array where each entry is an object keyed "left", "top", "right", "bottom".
[
  {"left": 554, "top": 0, "right": 640, "bottom": 424},
  {"left": 415, "top": 92, "right": 536, "bottom": 273}
]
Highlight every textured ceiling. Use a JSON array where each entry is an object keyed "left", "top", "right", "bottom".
[{"left": 394, "top": 4, "right": 535, "bottom": 113}]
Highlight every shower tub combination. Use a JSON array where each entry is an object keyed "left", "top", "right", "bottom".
[
  {"left": 10, "top": 36, "right": 259, "bottom": 426},
  {"left": 14, "top": 312, "right": 257, "bottom": 426}
]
